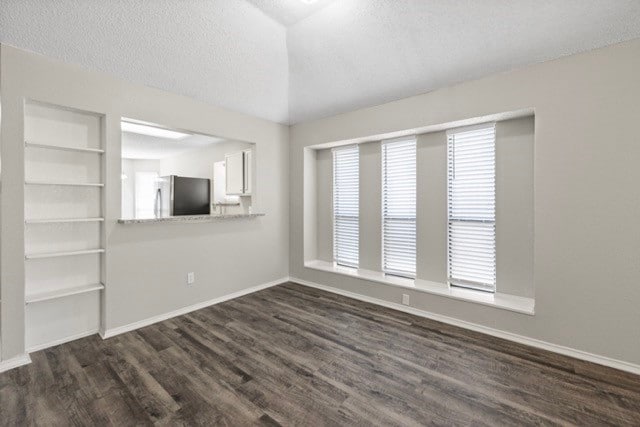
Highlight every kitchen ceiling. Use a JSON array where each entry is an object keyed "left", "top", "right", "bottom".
[{"left": 121, "top": 132, "right": 224, "bottom": 160}]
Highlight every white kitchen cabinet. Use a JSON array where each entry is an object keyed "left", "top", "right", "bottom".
[{"left": 225, "top": 149, "right": 252, "bottom": 196}]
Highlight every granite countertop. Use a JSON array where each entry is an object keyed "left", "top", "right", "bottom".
[{"left": 117, "top": 213, "right": 265, "bottom": 224}]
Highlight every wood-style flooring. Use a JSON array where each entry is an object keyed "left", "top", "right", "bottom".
[{"left": 1, "top": 282, "right": 640, "bottom": 426}]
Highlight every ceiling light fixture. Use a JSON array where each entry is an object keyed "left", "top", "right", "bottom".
[
  {"left": 300, "top": 0, "right": 319, "bottom": 4},
  {"left": 121, "top": 121, "right": 190, "bottom": 140}
]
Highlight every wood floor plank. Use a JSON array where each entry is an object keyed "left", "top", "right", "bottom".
[{"left": 1, "top": 282, "right": 639, "bottom": 426}]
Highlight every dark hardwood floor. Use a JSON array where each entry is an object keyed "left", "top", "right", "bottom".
[{"left": 1, "top": 282, "right": 639, "bottom": 426}]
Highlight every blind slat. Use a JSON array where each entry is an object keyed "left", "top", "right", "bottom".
[
  {"left": 382, "top": 139, "right": 416, "bottom": 278},
  {"left": 333, "top": 146, "right": 359, "bottom": 268},
  {"left": 448, "top": 125, "right": 496, "bottom": 292}
]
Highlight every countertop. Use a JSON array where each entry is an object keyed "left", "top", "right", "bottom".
[{"left": 117, "top": 213, "right": 265, "bottom": 224}]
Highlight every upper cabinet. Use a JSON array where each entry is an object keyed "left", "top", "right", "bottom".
[{"left": 226, "top": 149, "right": 252, "bottom": 196}]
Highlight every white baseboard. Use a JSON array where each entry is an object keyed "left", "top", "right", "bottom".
[
  {"left": 27, "top": 329, "right": 99, "bottom": 353},
  {"left": 101, "top": 276, "right": 289, "bottom": 339},
  {"left": 0, "top": 353, "right": 32, "bottom": 373},
  {"left": 290, "top": 276, "right": 640, "bottom": 376}
]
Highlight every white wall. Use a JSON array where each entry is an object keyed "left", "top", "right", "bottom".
[
  {"left": 290, "top": 39, "right": 640, "bottom": 366},
  {"left": 0, "top": 44, "right": 289, "bottom": 361}
]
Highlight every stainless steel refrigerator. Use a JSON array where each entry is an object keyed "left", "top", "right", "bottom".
[{"left": 154, "top": 175, "right": 211, "bottom": 217}]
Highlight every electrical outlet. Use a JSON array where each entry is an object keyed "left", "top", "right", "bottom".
[
  {"left": 187, "top": 272, "right": 195, "bottom": 285},
  {"left": 402, "top": 294, "right": 410, "bottom": 306}
]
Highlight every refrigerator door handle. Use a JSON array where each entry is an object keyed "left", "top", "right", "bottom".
[{"left": 154, "top": 188, "right": 162, "bottom": 218}]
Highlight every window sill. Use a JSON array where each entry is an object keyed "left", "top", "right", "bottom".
[{"left": 304, "top": 260, "right": 534, "bottom": 315}]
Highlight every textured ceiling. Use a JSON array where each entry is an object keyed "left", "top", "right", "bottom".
[
  {"left": 287, "top": 0, "right": 640, "bottom": 123},
  {"left": 244, "top": 0, "right": 338, "bottom": 26},
  {"left": 0, "top": 0, "right": 289, "bottom": 123},
  {"left": 1, "top": 0, "right": 640, "bottom": 125}
]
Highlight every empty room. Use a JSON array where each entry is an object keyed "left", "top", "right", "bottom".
[{"left": 1, "top": 0, "right": 640, "bottom": 425}]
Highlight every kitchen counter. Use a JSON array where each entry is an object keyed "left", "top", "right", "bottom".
[{"left": 117, "top": 213, "right": 265, "bottom": 224}]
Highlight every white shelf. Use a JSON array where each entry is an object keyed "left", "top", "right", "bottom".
[
  {"left": 25, "top": 217, "right": 104, "bottom": 224},
  {"left": 25, "top": 180, "right": 104, "bottom": 187},
  {"left": 25, "top": 141, "right": 104, "bottom": 154},
  {"left": 25, "top": 248, "right": 105, "bottom": 260},
  {"left": 26, "top": 283, "right": 105, "bottom": 304}
]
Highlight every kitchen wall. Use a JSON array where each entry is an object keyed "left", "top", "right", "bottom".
[
  {"left": 159, "top": 140, "right": 253, "bottom": 215},
  {"left": 159, "top": 140, "right": 251, "bottom": 179},
  {"left": 0, "top": 44, "right": 289, "bottom": 361},
  {"left": 290, "top": 39, "right": 640, "bottom": 367}
]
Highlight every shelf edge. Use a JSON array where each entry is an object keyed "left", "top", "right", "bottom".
[
  {"left": 25, "top": 249, "right": 105, "bottom": 260},
  {"left": 25, "top": 217, "right": 105, "bottom": 224},
  {"left": 26, "top": 283, "right": 105, "bottom": 304},
  {"left": 25, "top": 141, "right": 104, "bottom": 154}
]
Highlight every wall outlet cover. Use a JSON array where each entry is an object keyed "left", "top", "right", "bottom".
[
  {"left": 187, "top": 272, "right": 195, "bottom": 285},
  {"left": 402, "top": 294, "right": 410, "bottom": 305}
]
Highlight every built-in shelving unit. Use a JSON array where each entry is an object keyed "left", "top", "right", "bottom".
[{"left": 23, "top": 100, "right": 105, "bottom": 351}]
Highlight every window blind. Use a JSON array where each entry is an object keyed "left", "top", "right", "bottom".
[
  {"left": 447, "top": 124, "right": 496, "bottom": 292},
  {"left": 382, "top": 138, "right": 416, "bottom": 278},
  {"left": 333, "top": 146, "right": 359, "bottom": 268}
]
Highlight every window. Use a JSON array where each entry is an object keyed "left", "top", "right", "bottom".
[
  {"left": 447, "top": 124, "right": 496, "bottom": 292},
  {"left": 382, "top": 138, "right": 416, "bottom": 278},
  {"left": 333, "top": 146, "right": 359, "bottom": 268}
]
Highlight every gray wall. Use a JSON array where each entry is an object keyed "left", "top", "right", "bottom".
[
  {"left": 290, "top": 39, "right": 640, "bottom": 366},
  {"left": 359, "top": 142, "right": 382, "bottom": 271},
  {"left": 0, "top": 44, "right": 289, "bottom": 360},
  {"left": 316, "top": 149, "right": 333, "bottom": 262},
  {"left": 416, "top": 131, "right": 448, "bottom": 284},
  {"left": 496, "top": 118, "right": 535, "bottom": 297}
]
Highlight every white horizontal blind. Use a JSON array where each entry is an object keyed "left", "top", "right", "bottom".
[
  {"left": 382, "top": 138, "right": 416, "bottom": 278},
  {"left": 447, "top": 125, "right": 496, "bottom": 292},
  {"left": 333, "top": 146, "right": 359, "bottom": 268}
]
